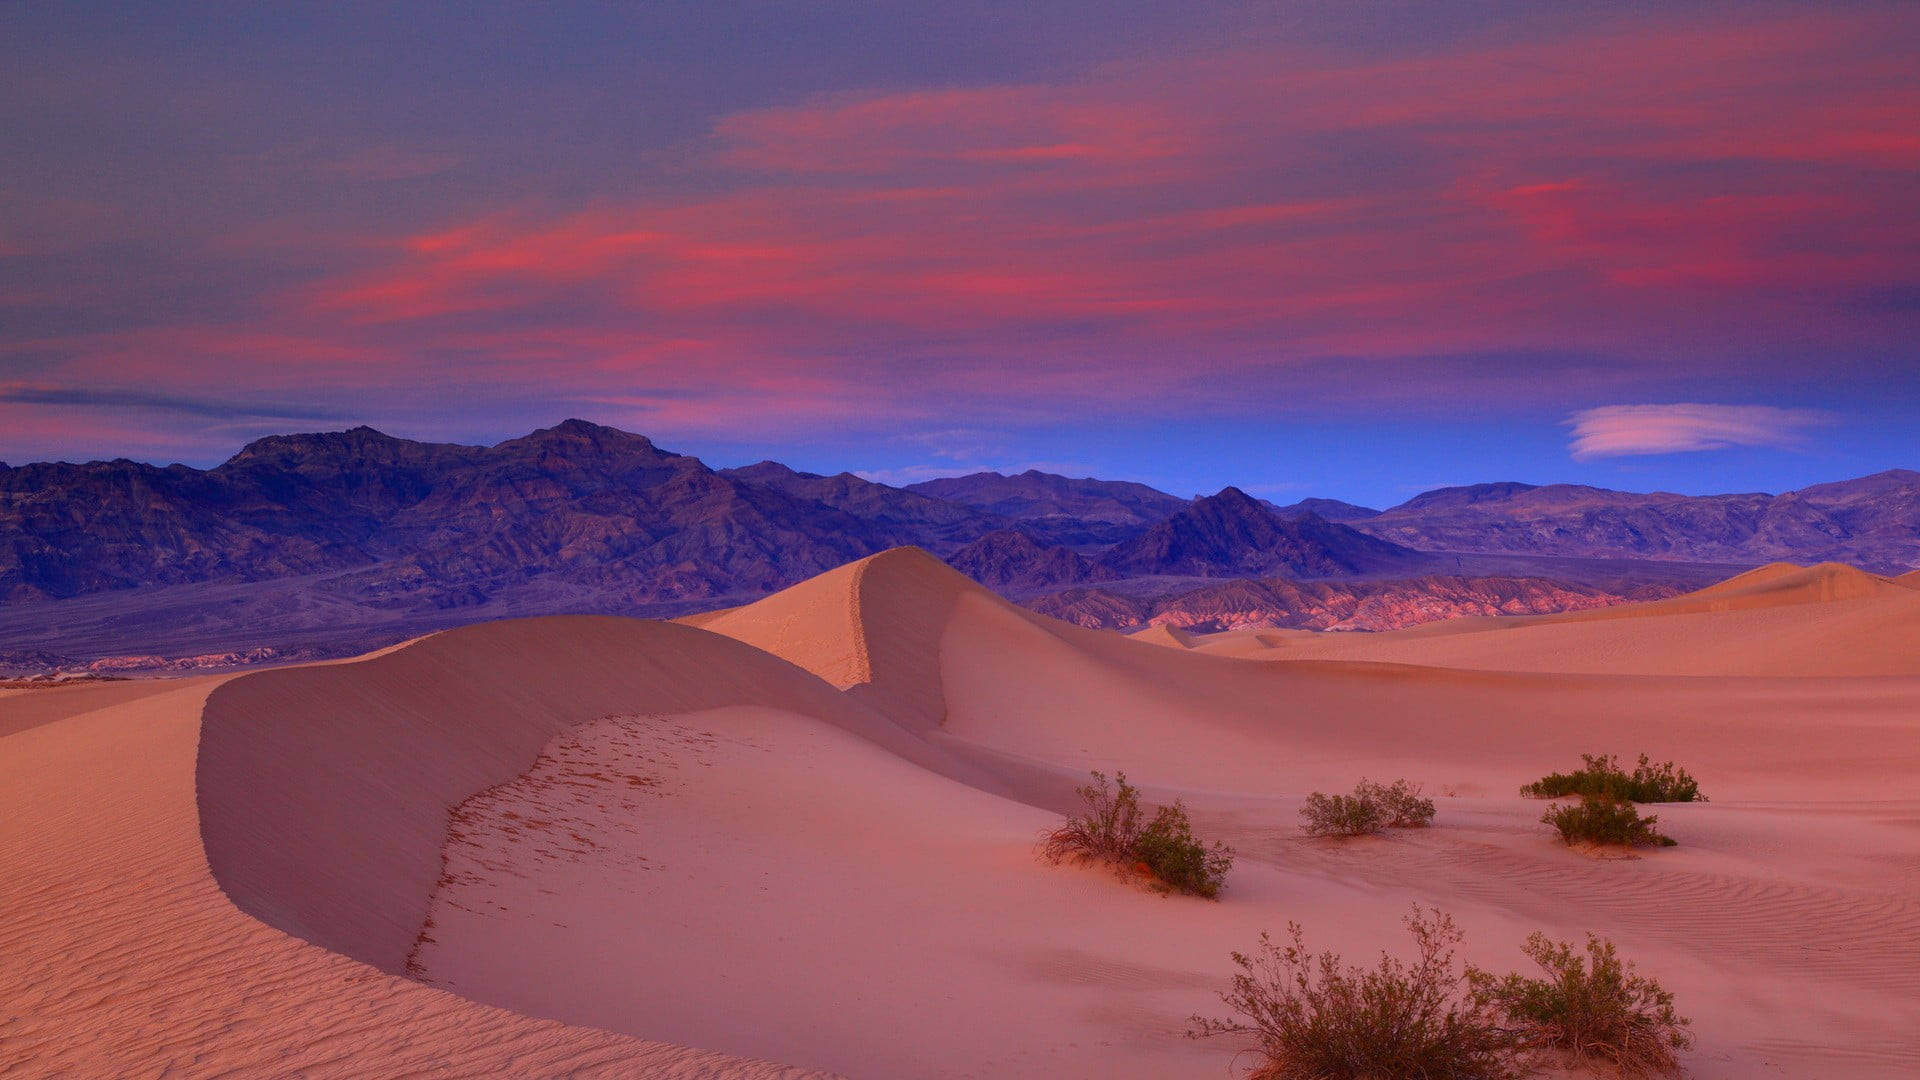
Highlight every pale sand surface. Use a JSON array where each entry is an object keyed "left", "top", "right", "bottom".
[
  {"left": 0, "top": 676, "right": 827, "bottom": 1078},
  {"left": 1178, "top": 563, "right": 1920, "bottom": 675},
  {"left": 7, "top": 548, "right": 1920, "bottom": 1077}
]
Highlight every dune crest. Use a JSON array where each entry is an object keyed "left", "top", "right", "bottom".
[
  {"left": 687, "top": 546, "right": 1028, "bottom": 730},
  {"left": 1254, "top": 560, "right": 1920, "bottom": 677},
  {"left": 1684, "top": 561, "right": 1901, "bottom": 607},
  {"left": 197, "top": 613, "right": 994, "bottom": 976},
  {"left": 1126, "top": 622, "right": 1196, "bottom": 649}
]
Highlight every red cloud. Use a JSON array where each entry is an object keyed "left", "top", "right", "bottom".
[{"left": 17, "top": 5, "right": 1911, "bottom": 460}]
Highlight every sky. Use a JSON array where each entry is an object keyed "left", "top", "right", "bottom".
[{"left": 3, "top": 1, "right": 1917, "bottom": 507}]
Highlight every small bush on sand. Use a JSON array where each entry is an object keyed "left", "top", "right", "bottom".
[
  {"left": 1300, "top": 792, "right": 1387, "bottom": 837},
  {"left": 1542, "top": 795, "right": 1676, "bottom": 848},
  {"left": 1301, "top": 778, "right": 1435, "bottom": 837},
  {"left": 1040, "top": 771, "right": 1234, "bottom": 898},
  {"left": 1039, "top": 770, "right": 1146, "bottom": 864},
  {"left": 1521, "top": 754, "right": 1705, "bottom": 803},
  {"left": 1189, "top": 907, "right": 1527, "bottom": 1080},
  {"left": 1135, "top": 801, "right": 1235, "bottom": 899},
  {"left": 1469, "top": 933, "right": 1692, "bottom": 1077},
  {"left": 1361, "top": 778, "right": 1437, "bottom": 828}
]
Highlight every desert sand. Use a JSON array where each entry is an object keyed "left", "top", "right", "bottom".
[
  {"left": 6, "top": 549, "right": 1919, "bottom": 1077},
  {"left": 1173, "top": 562, "right": 1920, "bottom": 676}
]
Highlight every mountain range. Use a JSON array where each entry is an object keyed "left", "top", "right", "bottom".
[{"left": 2, "top": 419, "right": 1914, "bottom": 670}]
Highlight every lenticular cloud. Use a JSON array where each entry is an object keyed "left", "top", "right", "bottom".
[{"left": 1566, "top": 403, "right": 1828, "bottom": 460}]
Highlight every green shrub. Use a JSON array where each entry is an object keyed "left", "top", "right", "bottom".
[
  {"left": 1542, "top": 795, "right": 1675, "bottom": 847},
  {"left": 1300, "top": 792, "right": 1387, "bottom": 837},
  {"left": 1039, "top": 770, "right": 1145, "bottom": 864},
  {"left": 1135, "top": 801, "right": 1235, "bottom": 899},
  {"left": 1301, "top": 778, "right": 1435, "bottom": 837},
  {"left": 1361, "top": 778, "right": 1436, "bottom": 828},
  {"left": 1469, "top": 932, "right": 1692, "bottom": 1077},
  {"left": 1521, "top": 754, "right": 1705, "bottom": 803},
  {"left": 1040, "top": 771, "right": 1234, "bottom": 898},
  {"left": 1189, "top": 907, "right": 1527, "bottom": 1080}
]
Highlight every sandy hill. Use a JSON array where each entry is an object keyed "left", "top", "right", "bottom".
[
  {"left": 7, "top": 547, "right": 1920, "bottom": 1077},
  {"left": 1127, "top": 622, "right": 1196, "bottom": 649},
  {"left": 1261, "top": 561, "right": 1920, "bottom": 677}
]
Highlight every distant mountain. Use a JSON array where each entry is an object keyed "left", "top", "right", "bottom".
[
  {"left": 1100, "top": 487, "right": 1427, "bottom": 578},
  {"left": 1267, "top": 496, "right": 1381, "bottom": 522},
  {"left": 944, "top": 529, "right": 1114, "bottom": 593},
  {"left": 719, "top": 460, "right": 994, "bottom": 549},
  {"left": 1, "top": 420, "right": 1913, "bottom": 671},
  {"left": 904, "top": 469, "right": 1186, "bottom": 545},
  {"left": 1030, "top": 573, "right": 1662, "bottom": 632},
  {"left": 1, "top": 420, "right": 904, "bottom": 608},
  {"left": 1357, "top": 470, "right": 1920, "bottom": 571}
]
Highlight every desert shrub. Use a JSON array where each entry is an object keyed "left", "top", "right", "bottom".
[
  {"left": 1301, "top": 778, "right": 1434, "bottom": 836},
  {"left": 1542, "top": 795, "right": 1675, "bottom": 847},
  {"left": 1469, "top": 932, "right": 1692, "bottom": 1077},
  {"left": 1300, "top": 791, "right": 1388, "bottom": 837},
  {"left": 1135, "top": 801, "right": 1235, "bottom": 899},
  {"left": 1189, "top": 907, "right": 1527, "bottom": 1080},
  {"left": 1359, "top": 778, "right": 1436, "bottom": 828},
  {"left": 1521, "top": 754, "right": 1705, "bottom": 803},
  {"left": 1039, "top": 770, "right": 1146, "bottom": 864},
  {"left": 1040, "top": 771, "right": 1233, "bottom": 898}
]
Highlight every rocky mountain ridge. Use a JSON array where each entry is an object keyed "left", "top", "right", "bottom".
[{"left": 2, "top": 419, "right": 1914, "bottom": 669}]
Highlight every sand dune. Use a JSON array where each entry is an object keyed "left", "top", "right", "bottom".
[
  {"left": 0, "top": 674, "right": 828, "bottom": 1078},
  {"left": 8, "top": 547, "right": 1920, "bottom": 1077},
  {"left": 199, "top": 614, "right": 1002, "bottom": 975},
  {"left": 1246, "top": 561, "right": 1920, "bottom": 677},
  {"left": 1127, "top": 621, "right": 1196, "bottom": 649}
]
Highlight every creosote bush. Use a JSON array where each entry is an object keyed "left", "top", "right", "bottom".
[
  {"left": 1366, "top": 778, "right": 1437, "bottom": 828},
  {"left": 1192, "top": 911, "right": 1693, "bottom": 1079},
  {"left": 1469, "top": 932, "right": 1692, "bottom": 1077},
  {"left": 1039, "top": 771, "right": 1234, "bottom": 898},
  {"left": 1300, "top": 778, "right": 1436, "bottom": 837},
  {"left": 1542, "top": 795, "right": 1676, "bottom": 848},
  {"left": 1188, "top": 907, "right": 1527, "bottom": 1080},
  {"left": 1521, "top": 754, "right": 1705, "bottom": 803}
]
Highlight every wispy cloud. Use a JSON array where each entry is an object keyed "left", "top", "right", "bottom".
[
  {"left": 0, "top": 384, "right": 348, "bottom": 422},
  {"left": 1566, "top": 403, "right": 1830, "bottom": 459}
]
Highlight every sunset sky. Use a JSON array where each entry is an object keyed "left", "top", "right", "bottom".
[{"left": 4, "top": 2, "right": 1917, "bottom": 506}]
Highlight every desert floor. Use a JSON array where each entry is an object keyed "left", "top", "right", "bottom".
[{"left": 4, "top": 552, "right": 1918, "bottom": 1077}]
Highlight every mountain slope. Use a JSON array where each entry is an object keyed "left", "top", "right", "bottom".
[
  {"left": 905, "top": 469, "right": 1186, "bottom": 545},
  {"left": 1101, "top": 487, "right": 1427, "bottom": 578},
  {"left": 1359, "top": 471, "right": 1920, "bottom": 570},
  {"left": 719, "top": 460, "right": 993, "bottom": 549},
  {"left": 1, "top": 420, "right": 906, "bottom": 609},
  {"left": 943, "top": 529, "right": 1114, "bottom": 592},
  {"left": 1267, "top": 496, "right": 1381, "bottom": 522}
]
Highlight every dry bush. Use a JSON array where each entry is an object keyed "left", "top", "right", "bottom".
[
  {"left": 1039, "top": 770, "right": 1233, "bottom": 898},
  {"left": 1301, "top": 778, "right": 1434, "bottom": 836},
  {"left": 1469, "top": 932, "right": 1692, "bottom": 1077},
  {"left": 1189, "top": 907, "right": 1527, "bottom": 1080},
  {"left": 1300, "top": 791, "right": 1387, "bottom": 837},
  {"left": 1039, "top": 770, "right": 1145, "bottom": 864},
  {"left": 1135, "top": 801, "right": 1235, "bottom": 899},
  {"left": 1360, "top": 778, "right": 1436, "bottom": 828},
  {"left": 1521, "top": 754, "right": 1705, "bottom": 803},
  {"left": 1542, "top": 795, "right": 1676, "bottom": 848}
]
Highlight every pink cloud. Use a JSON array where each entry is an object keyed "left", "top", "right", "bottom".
[
  {"left": 1566, "top": 404, "right": 1831, "bottom": 460},
  {"left": 11, "top": 5, "right": 1917, "bottom": 461}
]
